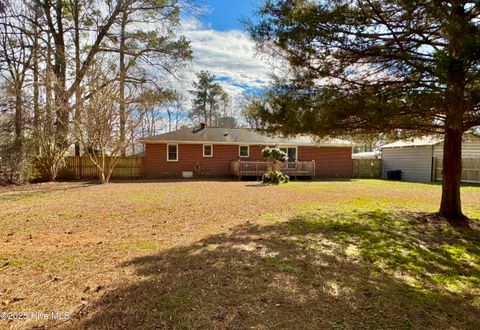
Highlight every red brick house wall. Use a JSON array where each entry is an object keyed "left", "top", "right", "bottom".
[
  {"left": 298, "top": 146, "right": 353, "bottom": 178},
  {"left": 143, "top": 143, "right": 352, "bottom": 178}
]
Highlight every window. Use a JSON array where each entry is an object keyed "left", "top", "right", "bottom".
[
  {"left": 239, "top": 145, "right": 249, "bottom": 158},
  {"left": 203, "top": 144, "right": 213, "bottom": 157},
  {"left": 280, "top": 147, "right": 297, "bottom": 161},
  {"left": 167, "top": 144, "right": 178, "bottom": 161}
]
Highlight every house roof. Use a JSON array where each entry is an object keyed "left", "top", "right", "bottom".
[
  {"left": 381, "top": 137, "right": 443, "bottom": 149},
  {"left": 140, "top": 127, "right": 352, "bottom": 147}
]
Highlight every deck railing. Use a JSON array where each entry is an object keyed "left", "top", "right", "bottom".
[{"left": 231, "top": 160, "right": 315, "bottom": 178}]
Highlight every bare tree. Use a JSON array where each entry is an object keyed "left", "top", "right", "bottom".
[
  {"left": 0, "top": 0, "right": 193, "bottom": 184},
  {"left": 73, "top": 61, "right": 144, "bottom": 184},
  {"left": 103, "top": 0, "right": 192, "bottom": 155},
  {"left": 34, "top": 68, "right": 68, "bottom": 181},
  {"left": 137, "top": 87, "right": 184, "bottom": 139},
  {"left": 0, "top": 1, "right": 36, "bottom": 182},
  {"left": 160, "top": 93, "right": 188, "bottom": 132},
  {"left": 240, "top": 93, "right": 265, "bottom": 129},
  {"left": 35, "top": 0, "right": 125, "bottom": 148}
]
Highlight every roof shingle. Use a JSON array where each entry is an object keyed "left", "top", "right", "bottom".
[{"left": 140, "top": 127, "right": 352, "bottom": 147}]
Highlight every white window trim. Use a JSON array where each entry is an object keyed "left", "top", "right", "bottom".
[
  {"left": 167, "top": 143, "right": 178, "bottom": 162},
  {"left": 239, "top": 145, "right": 250, "bottom": 158},
  {"left": 203, "top": 144, "right": 213, "bottom": 157},
  {"left": 279, "top": 146, "right": 298, "bottom": 161}
]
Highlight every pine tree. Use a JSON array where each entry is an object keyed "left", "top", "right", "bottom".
[
  {"left": 247, "top": 0, "right": 480, "bottom": 223},
  {"left": 189, "top": 71, "right": 229, "bottom": 126}
]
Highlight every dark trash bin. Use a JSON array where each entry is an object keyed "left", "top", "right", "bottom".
[
  {"left": 394, "top": 170, "right": 402, "bottom": 181},
  {"left": 387, "top": 170, "right": 402, "bottom": 180}
]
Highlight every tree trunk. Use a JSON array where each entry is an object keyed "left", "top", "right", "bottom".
[
  {"left": 439, "top": 3, "right": 468, "bottom": 224},
  {"left": 167, "top": 111, "right": 172, "bottom": 132},
  {"left": 45, "top": 37, "right": 54, "bottom": 133},
  {"left": 49, "top": 0, "right": 69, "bottom": 148},
  {"left": 439, "top": 129, "right": 466, "bottom": 222},
  {"left": 48, "top": 158, "right": 59, "bottom": 182},
  {"left": 32, "top": 7, "right": 40, "bottom": 153},
  {"left": 105, "top": 160, "right": 115, "bottom": 184},
  {"left": 14, "top": 83, "right": 23, "bottom": 155},
  {"left": 100, "top": 172, "right": 107, "bottom": 184},
  {"left": 119, "top": 10, "right": 127, "bottom": 156},
  {"left": 203, "top": 101, "right": 207, "bottom": 126},
  {"left": 73, "top": 0, "right": 81, "bottom": 156}
]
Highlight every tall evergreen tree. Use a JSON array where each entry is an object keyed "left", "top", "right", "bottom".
[
  {"left": 247, "top": 0, "right": 480, "bottom": 223},
  {"left": 189, "top": 71, "right": 229, "bottom": 126}
]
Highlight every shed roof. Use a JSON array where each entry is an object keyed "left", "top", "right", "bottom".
[
  {"left": 381, "top": 137, "right": 443, "bottom": 149},
  {"left": 381, "top": 133, "right": 480, "bottom": 149},
  {"left": 140, "top": 127, "right": 352, "bottom": 147}
]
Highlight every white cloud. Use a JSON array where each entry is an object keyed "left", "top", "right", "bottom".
[{"left": 172, "top": 17, "right": 271, "bottom": 99}]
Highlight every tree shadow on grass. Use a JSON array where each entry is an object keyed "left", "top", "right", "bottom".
[
  {"left": 75, "top": 209, "right": 480, "bottom": 329},
  {"left": 106, "top": 178, "right": 238, "bottom": 184},
  {"left": 0, "top": 182, "right": 94, "bottom": 202}
]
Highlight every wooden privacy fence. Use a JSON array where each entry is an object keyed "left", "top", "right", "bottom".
[
  {"left": 352, "top": 159, "right": 382, "bottom": 178},
  {"left": 65, "top": 156, "right": 143, "bottom": 179},
  {"left": 434, "top": 158, "right": 480, "bottom": 183}
]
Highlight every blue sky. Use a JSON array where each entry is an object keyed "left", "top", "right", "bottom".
[{"left": 199, "top": 0, "right": 260, "bottom": 31}]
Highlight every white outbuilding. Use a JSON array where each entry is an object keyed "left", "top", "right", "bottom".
[{"left": 381, "top": 134, "right": 480, "bottom": 183}]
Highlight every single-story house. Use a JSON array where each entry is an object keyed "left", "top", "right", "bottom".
[
  {"left": 140, "top": 126, "right": 353, "bottom": 179},
  {"left": 381, "top": 134, "right": 480, "bottom": 183}
]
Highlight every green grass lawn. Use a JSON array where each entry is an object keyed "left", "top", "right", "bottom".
[{"left": 0, "top": 179, "right": 479, "bottom": 329}]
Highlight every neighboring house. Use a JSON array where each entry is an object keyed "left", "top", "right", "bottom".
[
  {"left": 140, "top": 126, "right": 353, "bottom": 178},
  {"left": 381, "top": 134, "right": 480, "bottom": 183}
]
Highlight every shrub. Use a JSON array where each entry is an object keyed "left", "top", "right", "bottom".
[
  {"left": 262, "top": 147, "right": 288, "bottom": 162},
  {"left": 261, "top": 147, "right": 290, "bottom": 184},
  {"left": 19, "top": 160, "right": 41, "bottom": 183},
  {"left": 262, "top": 170, "right": 290, "bottom": 184},
  {"left": 0, "top": 154, "right": 41, "bottom": 184}
]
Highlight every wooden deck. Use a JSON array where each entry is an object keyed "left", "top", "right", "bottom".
[{"left": 231, "top": 160, "right": 315, "bottom": 178}]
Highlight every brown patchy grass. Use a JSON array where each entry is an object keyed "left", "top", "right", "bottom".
[{"left": 0, "top": 179, "right": 479, "bottom": 329}]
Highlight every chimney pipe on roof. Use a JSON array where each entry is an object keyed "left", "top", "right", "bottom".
[{"left": 193, "top": 123, "right": 206, "bottom": 133}]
